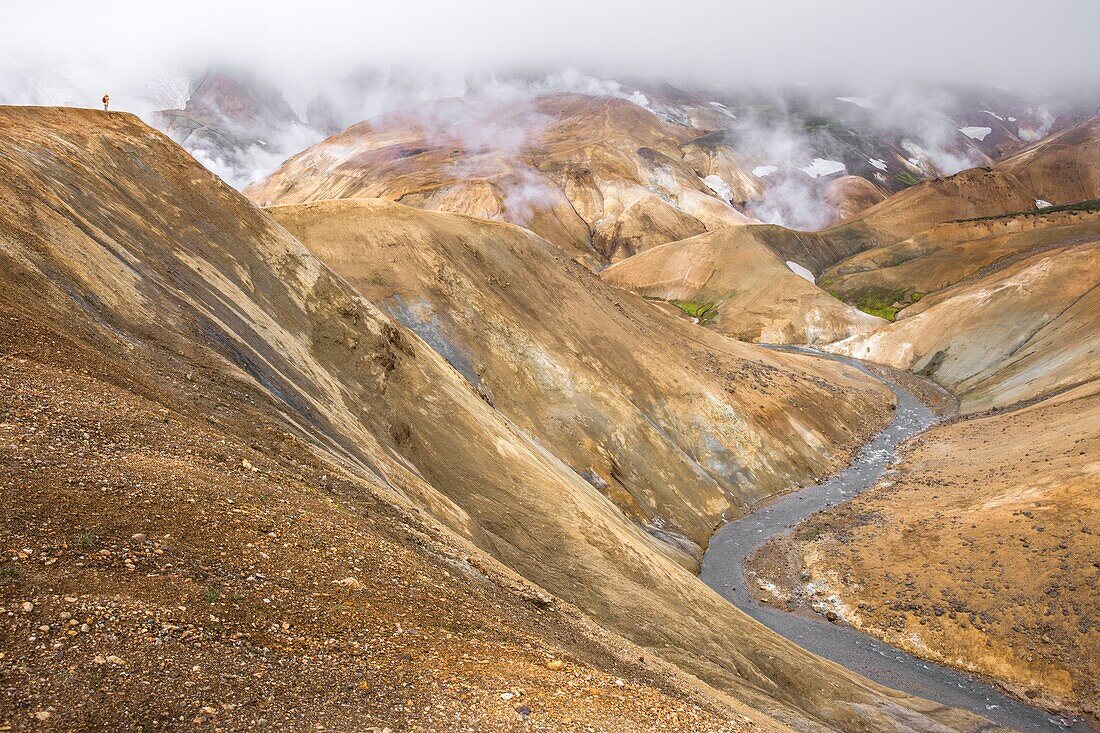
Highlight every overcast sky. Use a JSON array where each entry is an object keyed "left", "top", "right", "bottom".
[{"left": 5, "top": 0, "right": 1099, "bottom": 95}]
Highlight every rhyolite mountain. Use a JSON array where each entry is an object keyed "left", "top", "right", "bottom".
[{"left": 1, "top": 106, "right": 993, "bottom": 731}]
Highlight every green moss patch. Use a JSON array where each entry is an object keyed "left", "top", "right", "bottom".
[
  {"left": 894, "top": 170, "right": 921, "bottom": 186},
  {"left": 828, "top": 286, "right": 926, "bottom": 322},
  {"left": 850, "top": 290, "right": 903, "bottom": 321},
  {"left": 950, "top": 198, "right": 1100, "bottom": 224},
  {"left": 670, "top": 300, "right": 718, "bottom": 323}
]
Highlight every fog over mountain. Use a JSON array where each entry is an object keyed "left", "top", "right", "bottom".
[
  {"left": 7, "top": 2, "right": 1098, "bottom": 195},
  {"left": 6, "top": 0, "right": 1100, "bottom": 95}
]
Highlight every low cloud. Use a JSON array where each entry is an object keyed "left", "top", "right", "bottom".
[
  {"left": 4, "top": 4, "right": 1094, "bottom": 202},
  {"left": 5, "top": 1, "right": 1099, "bottom": 95}
]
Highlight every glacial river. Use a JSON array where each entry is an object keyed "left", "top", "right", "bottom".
[{"left": 700, "top": 350, "right": 1089, "bottom": 733}]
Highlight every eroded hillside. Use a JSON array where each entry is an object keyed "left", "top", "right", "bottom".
[
  {"left": 268, "top": 199, "right": 886, "bottom": 558},
  {"left": 828, "top": 240, "right": 1100, "bottom": 412},
  {"left": 812, "top": 115, "right": 1100, "bottom": 263},
  {"left": 246, "top": 94, "right": 755, "bottom": 263},
  {"left": 599, "top": 225, "right": 884, "bottom": 345},
  {"left": 821, "top": 205, "right": 1100, "bottom": 307}
]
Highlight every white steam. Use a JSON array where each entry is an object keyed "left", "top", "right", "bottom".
[{"left": 1018, "top": 107, "right": 1056, "bottom": 142}]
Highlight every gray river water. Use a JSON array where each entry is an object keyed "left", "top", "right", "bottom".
[{"left": 700, "top": 350, "right": 1090, "bottom": 733}]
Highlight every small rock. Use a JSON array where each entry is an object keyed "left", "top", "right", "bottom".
[
  {"left": 32, "top": 710, "right": 51, "bottom": 721},
  {"left": 825, "top": 610, "right": 839, "bottom": 623},
  {"left": 105, "top": 655, "right": 125, "bottom": 665},
  {"left": 21, "top": 601, "right": 33, "bottom": 613},
  {"left": 515, "top": 705, "right": 531, "bottom": 718},
  {"left": 332, "top": 577, "right": 362, "bottom": 589},
  {"left": 546, "top": 659, "right": 564, "bottom": 671},
  {"left": 500, "top": 692, "right": 514, "bottom": 701},
  {"left": 201, "top": 706, "right": 218, "bottom": 715},
  {"left": 131, "top": 533, "right": 147, "bottom": 544}
]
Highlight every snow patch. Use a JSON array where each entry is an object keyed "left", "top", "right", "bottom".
[
  {"left": 835, "top": 96, "right": 876, "bottom": 109},
  {"left": 958, "top": 126, "right": 993, "bottom": 141},
  {"left": 1007, "top": 116, "right": 1017, "bottom": 122},
  {"left": 799, "top": 158, "right": 846, "bottom": 179},
  {"left": 1035, "top": 199, "right": 1053, "bottom": 209},
  {"left": 786, "top": 260, "right": 816, "bottom": 283},
  {"left": 752, "top": 165, "right": 779, "bottom": 178},
  {"left": 703, "top": 174, "right": 733, "bottom": 203},
  {"left": 979, "top": 110, "right": 1005, "bottom": 121},
  {"left": 868, "top": 158, "right": 888, "bottom": 171}
]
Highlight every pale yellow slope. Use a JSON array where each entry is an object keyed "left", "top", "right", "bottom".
[
  {"left": 822, "top": 208, "right": 1100, "bottom": 304},
  {"left": 270, "top": 199, "right": 895, "bottom": 558},
  {"left": 601, "top": 225, "right": 885, "bottom": 344},
  {"left": 829, "top": 241, "right": 1100, "bottom": 412}
]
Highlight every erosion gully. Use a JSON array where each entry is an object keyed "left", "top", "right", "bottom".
[{"left": 700, "top": 348, "right": 1091, "bottom": 733}]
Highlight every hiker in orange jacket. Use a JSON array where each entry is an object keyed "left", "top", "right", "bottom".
[{"left": 102, "top": 93, "right": 110, "bottom": 111}]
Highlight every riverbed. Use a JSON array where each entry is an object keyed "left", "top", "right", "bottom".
[{"left": 700, "top": 350, "right": 1088, "bottom": 733}]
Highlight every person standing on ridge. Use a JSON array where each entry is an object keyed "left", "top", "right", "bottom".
[{"left": 102, "top": 93, "right": 110, "bottom": 111}]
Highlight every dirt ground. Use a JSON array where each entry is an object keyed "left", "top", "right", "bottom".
[{"left": 0, "top": 302, "right": 766, "bottom": 733}]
